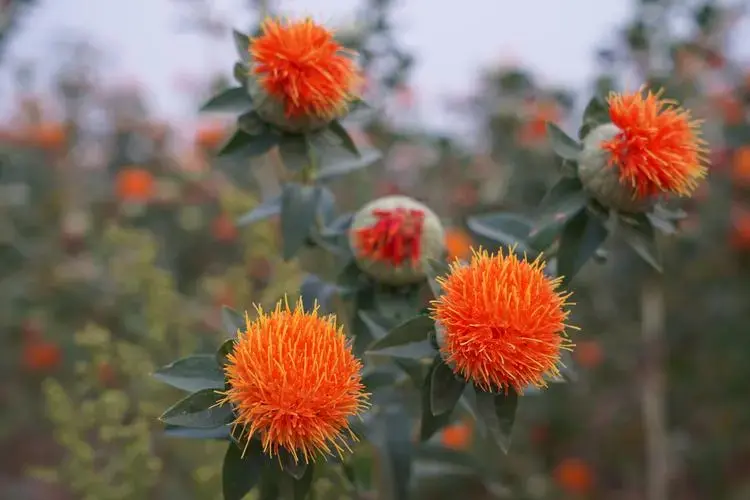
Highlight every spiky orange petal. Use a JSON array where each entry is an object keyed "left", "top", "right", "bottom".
[
  {"left": 250, "top": 18, "right": 360, "bottom": 119},
  {"left": 220, "top": 298, "right": 368, "bottom": 463},
  {"left": 430, "top": 248, "right": 574, "bottom": 393},
  {"left": 602, "top": 87, "right": 708, "bottom": 198},
  {"left": 354, "top": 208, "right": 425, "bottom": 267}
]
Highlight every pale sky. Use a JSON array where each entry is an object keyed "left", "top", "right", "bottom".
[{"left": 2, "top": 0, "right": 748, "bottom": 134}]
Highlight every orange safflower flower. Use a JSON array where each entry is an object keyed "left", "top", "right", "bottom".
[
  {"left": 602, "top": 87, "right": 708, "bottom": 199},
  {"left": 574, "top": 340, "right": 604, "bottom": 369},
  {"left": 444, "top": 227, "right": 473, "bottom": 261},
  {"left": 732, "top": 146, "right": 750, "bottom": 187},
  {"left": 431, "top": 248, "right": 574, "bottom": 393},
  {"left": 251, "top": 18, "right": 360, "bottom": 120},
  {"left": 22, "top": 340, "right": 62, "bottom": 373},
  {"left": 554, "top": 457, "right": 594, "bottom": 495},
  {"left": 220, "top": 298, "right": 368, "bottom": 462},
  {"left": 440, "top": 420, "right": 473, "bottom": 450},
  {"left": 354, "top": 207, "right": 425, "bottom": 267},
  {"left": 115, "top": 168, "right": 155, "bottom": 203},
  {"left": 195, "top": 123, "right": 226, "bottom": 150}
]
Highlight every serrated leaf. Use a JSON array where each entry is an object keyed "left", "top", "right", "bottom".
[
  {"left": 375, "top": 407, "right": 412, "bottom": 500},
  {"left": 280, "top": 183, "right": 319, "bottom": 260},
  {"left": 153, "top": 355, "right": 225, "bottom": 393},
  {"left": 546, "top": 122, "right": 582, "bottom": 160},
  {"left": 223, "top": 440, "right": 263, "bottom": 500},
  {"left": 201, "top": 87, "right": 253, "bottom": 114},
  {"left": 466, "top": 213, "right": 533, "bottom": 252},
  {"left": 368, "top": 314, "right": 435, "bottom": 352},
  {"left": 216, "top": 339, "right": 236, "bottom": 368},
  {"left": 218, "top": 129, "right": 279, "bottom": 160},
  {"left": 232, "top": 30, "right": 251, "bottom": 62},
  {"left": 430, "top": 358, "right": 466, "bottom": 416},
  {"left": 617, "top": 213, "right": 662, "bottom": 272},
  {"left": 420, "top": 361, "right": 454, "bottom": 441},
  {"left": 425, "top": 258, "right": 451, "bottom": 297},
  {"left": 278, "top": 134, "right": 312, "bottom": 171},
  {"left": 317, "top": 149, "right": 382, "bottom": 182},
  {"left": 327, "top": 120, "right": 360, "bottom": 156},
  {"left": 222, "top": 306, "right": 245, "bottom": 337},
  {"left": 159, "top": 389, "right": 231, "bottom": 428},
  {"left": 556, "top": 210, "right": 609, "bottom": 285},
  {"left": 236, "top": 195, "right": 282, "bottom": 226},
  {"left": 474, "top": 388, "right": 518, "bottom": 453},
  {"left": 528, "top": 180, "right": 588, "bottom": 251},
  {"left": 164, "top": 425, "right": 230, "bottom": 440}
]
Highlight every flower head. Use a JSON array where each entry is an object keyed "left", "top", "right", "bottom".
[
  {"left": 250, "top": 18, "right": 360, "bottom": 129},
  {"left": 431, "top": 248, "right": 573, "bottom": 393},
  {"left": 601, "top": 87, "right": 708, "bottom": 198},
  {"left": 349, "top": 195, "right": 445, "bottom": 285},
  {"left": 221, "top": 298, "right": 368, "bottom": 462}
]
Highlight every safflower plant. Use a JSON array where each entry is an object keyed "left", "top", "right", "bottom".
[{"left": 152, "top": 15, "right": 710, "bottom": 500}]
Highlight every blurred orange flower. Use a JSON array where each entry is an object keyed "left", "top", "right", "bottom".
[
  {"left": 732, "top": 147, "right": 750, "bottom": 187},
  {"left": 211, "top": 213, "right": 238, "bottom": 242},
  {"left": 115, "top": 168, "right": 155, "bottom": 203},
  {"left": 554, "top": 457, "right": 594, "bottom": 495},
  {"left": 604, "top": 88, "right": 708, "bottom": 199},
  {"left": 444, "top": 227, "right": 473, "bottom": 261},
  {"left": 195, "top": 123, "right": 227, "bottom": 150},
  {"left": 574, "top": 340, "right": 604, "bottom": 369},
  {"left": 730, "top": 208, "right": 750, "bottom": 250},
  {"left": 251, "top": 18, "right": 361, "bottom": 120},
  {"left": 220, "top": 299, "right": 368, "bottom": 462},
  {"left": 32, "top": 122, "right": 66, "bottom": 150},
  {"left": 22, "top": 340, "right": 62, "bottom": 373},
  {"left": 440, "top": 420, "right": 473, "bottom": 450},
  {"left": 431, "top": 248, "right": 574, "bottom": 393},
  {"left": 519, "top": 100, "right": 560, "bottom": 146},
  {"left": 711, "top": 92, "right": 744, "bottom": 125}
]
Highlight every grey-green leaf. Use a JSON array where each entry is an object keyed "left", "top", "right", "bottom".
[
  {"left": 327, "top": 120, "right": 360, "bottom": 157},
  {"left": 546, "top": 122, "right": 582, "bottom": 160},
  {"left": 201, "top": 87, "right": 253, "bottom": 114},
  {"left": 368, "top": 314, "right": 435, "bottom": 352},
  {"left": 222, "top": 306, "right": 245, "bottom": 337},
  {"left": 232, "top": 30, "right": 251, "bottom": 62},
  {"left": 556, "top": 210, "right": 609, "bottom": 285},
  {"left": 223, "top": 440, "right": 263, "bottom": 500},
  {"left": 474, "top": 388, "right": 518, "bottom": 453},
  {"left": 617, "top": 213, "right": 663, "bottom": 272},
  {"left": 218, "top": 129, "right": 279, "bottom": 160},
  {"left": 280, "top": 183, "right": 319, "bottom": 260},
  {"left": 430, "top": 359, "right": 466, "bottom": 416},
  {"left": 159, "top": 389, "right": 231, "bottom": 428},
  {"left": 153, "top": 355, "right": 225, "bottom": 393},
  {"left": 236, "top": 195, "right": 282, "bottom": 226}
]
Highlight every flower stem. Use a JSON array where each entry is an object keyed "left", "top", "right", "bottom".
[{"left": 641, "top": 273, "right": 668, "bottom": 500}]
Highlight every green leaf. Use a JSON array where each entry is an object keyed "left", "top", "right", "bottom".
[
  {"left": 376, "top": 408, "right": 412, "bottom": 500},
  {"left": 556, "top": 210, "right": 609, "bottom": 285},
  {"left": 278, "top": 448, "right": 307, "bottom": 480},
  {"left": 236, "top": 195, "right": 281, "bottom": 226},
  {"left": 232, "top": 30, "right": 251, "bottom": 62},
  {"left": 357, "top": 310, "right": 389, "bottom": 340},
  {"left": 474, "top": 388, "right": 518, "bottom": 453},
  {"left": 546, "top": 123, "right": 582, "bottom": 160},
  {"left": 362, "top": 365, "right": 401, "bottom": 391},
  {"left": 336, "top": 260, "right": 363, "bottom": 292},
  {"left": 218, "top": 129, "right": 279, "bottom": 160},
  {"left": 164, "top": 425, "right": 230, "bottom": 440},
  {"left": 234, "top": 62, "right": 249, "bottom": 87},
  {"left": 216, "top": 339, "right": 236, "bottom": 368},
  {"left": 368, "top": 314, "right": 435, "bottom": 352},
  {"left": 238, "top": 111, "right": 268, "bottom": 136},
  {"left": 466, "top": 213, "right": 533, "bottom": 252},
  {"left": 293, "top": 463, "right": 315, "bottom": 500},
  {"left": 278, "top": 134, "right": 312, "bottom": 171},
  {"left": 528, "top": 179, "right": 587, "bottom": 251},
  {"left": 367, "top": 341, "right": 435, "bottom": 361},
  {"left": 316, "top": 149, "right": 382, "bottom": 182},
  {"left": 222, "top": 306, "right": 245, "bottom": 337},
  {"left": 280, "top": 183, "right": 319, "bottom": 260},
  {"left": 617, "top": 213, "right": 662, "bottom": 272},
  {"left": 430, "top": 358, "right": 466, "bottom": 416},
  {"left": 425, "top": 258, "right": 451, "bottom": 297},
  {"left": 327, "top": 120, "right": 360, "bottom": 157},
  {"left": 153, "top": 355, "right": 225, "bottom": 393},
  {"left": 223, "top": 440, "right": 264, "bottom": 500},
  {"left": 201, "top": 87, "right": 253, "bottom": 114},
  {"left": 420, "top": 361, "right": 454, "bottom": 441},
  {"left": 159, "top": 389, "right": 232, "bottom": 428},
  {"left": 579, "top": 97, "right": 610, "bottom": 139}
]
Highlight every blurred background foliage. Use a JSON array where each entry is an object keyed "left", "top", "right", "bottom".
[{"left": 0, "top": 0, "right": 749, "bottom": 499}]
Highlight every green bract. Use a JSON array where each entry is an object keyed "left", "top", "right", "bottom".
[{"left": 578, "top": 123, "right": 653, "bottom": 213}]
